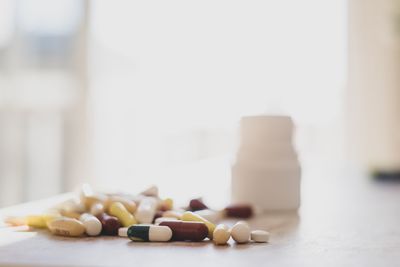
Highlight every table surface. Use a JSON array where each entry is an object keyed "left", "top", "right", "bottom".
[{"left": 1, "top": 166, "right": 400, "bottom": 267}]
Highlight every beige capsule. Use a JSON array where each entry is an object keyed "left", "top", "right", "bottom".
[
  {"left": 60, "top": 209, "right": 81, "bottom": 220},
  {"left": 48, "top": 218, "right": 85, "bottom": 237},
  {"left": 213, "top": 224, "right": 231, "bottom": 245}
]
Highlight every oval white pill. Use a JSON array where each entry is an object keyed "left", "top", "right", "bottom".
[
  {"left": 118, "top": 227, "right": 128, "bottom": 237},
  {"left": 251, "top": 230, "right": 270, "bottom": 243},
  {"left": 230, "top": 221, "right": 250, "bottom": 244},
  {"left": 135, "top": 197, "right": 158, "bottom": 224},
  {"left": 79, "top": 213, "right": 102, "bottom": 236}
]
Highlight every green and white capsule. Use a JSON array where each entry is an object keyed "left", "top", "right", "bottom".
[{"left": 127, "top": 225, "right": 172, "bottom": 242}]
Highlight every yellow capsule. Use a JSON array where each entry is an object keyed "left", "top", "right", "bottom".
[
  {"left": 213, "top": 224, "right": 231, "bottom": 245},
  {"left": 181, "top": 211, "right": 216, "bottom": 238},
  {"left": 104, "top": 196, "right": 137, "bottom": 214},
  {"left": 48, "top": 217, "right": 85, "bottom": 237},
  {"left": 26, "top": 214, "right": 59, "bottom": 228},
  {"left": 109, "top": 202, "right": 137, "bottom": 227}
]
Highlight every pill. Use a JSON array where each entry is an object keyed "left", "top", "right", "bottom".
[
  {"left": 154, "top": 217, "right": 179, "bottom": 225},
  {"left": 224, "top": 204, "right": 253, "bottom": 218},
  {"left": 48, "top": 217, "right": 85, "bottom": 237},
  {"left": 96, "top": 213, "right": 122, "bottom": 235},
  {"left": 26, "top": 214, "right": 59, "bottom": 228},
  {"left": 60, "top": 209, "right": 81, "bottom": 220},
  {"left": 127, "top": 225, "right": 172, "bottom": 242},
  {"left": 4, "top": 216, "right": 26, "bottom": 226},
  {"left": 104, "top": 196, "right": 137, "bottom": 214},
  {"left": 90, "top": 202, "right": 105, "bottom": 216},
  {"left": 251, "top": 230, "right": 270, "bottom": 243},
  {"left": 80, "top": 184, "right": 107, "bottom": 209},
  {"left": 58, "top": 199, "right": 86, "bottom": 213},
  {"left": 230, "top": 221, "right": 250, "bottom": 244},
  {"left": 159, "top": 198, "right": 174, "bottom": 211},
  {"left": 79, "top": 213, "right": 102, "bottom": 236},
  {"left": 160, "top": 221, "right": 208, "bottom": 241},
  {"left": 189, "top": 198, "right": 208, "bottom": 211},
  {"left": 213, "top": 224, "right": 231, "bottom": 245},
  {"left": 118, "top": 227, "right": 129, "bottom": 237},
  {"left": 109, "top": 202, "right": 137, "bottom": 227},
  {"left": 194, "top": 209, "right": 222, "bottom": 223},
  {"left": 181, "top": 211, "right": 215, "bottom": 238},
  {"left": 135, "top": 197, "right": 158, "bottom": 224},
  {"left": 162, "top": 210, "right": 183, "bottom": 219},
  {"left": 140, "top": 185, "right": 159, "bottom": 197}
]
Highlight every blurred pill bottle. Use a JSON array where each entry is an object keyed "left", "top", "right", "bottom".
[
  {"left": 347, "top": 0, "right": 400, "bottom": 178},
  {"left": 231, "top": 115, "right": 301, "bottom": 211}
]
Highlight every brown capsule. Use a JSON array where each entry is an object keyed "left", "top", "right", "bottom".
[
  {"left": 96, "top": 213, "right": 121, "bottom": 235},
  {"left": 159, "top": 221, "right": 208, "bottom": 241},
  {"left": 189, "top": 199, "right": 208, "bottom": 211},
  {"left": 224, "top": 204, "right": 253, "bottom": 218}
]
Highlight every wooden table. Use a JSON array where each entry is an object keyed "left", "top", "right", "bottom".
[{"left": 1, "top": 167, "right": 400, "bottom": 266}]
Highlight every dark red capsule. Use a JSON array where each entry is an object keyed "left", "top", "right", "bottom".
[
  {"left": 159, "top": 221, "right": 208, "bottom": 241},
  {"left": 189, "top": 198, "right": 208, "bottom": 211},
  {"left": 224, "top": 204, "right": 253, "bottom": 218},
  {"left": 97, "top": 213, "right": 121, "bottom": 235}
]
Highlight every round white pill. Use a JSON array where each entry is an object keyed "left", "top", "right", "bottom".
[
  {"left": 251, "top": 230, "right": 270, "bottom": 243},
  {"left": 230, "top": 221, "right": 250, "bottom": 244},
  {"left": 79, "top": 214, "right": 102, "bottom": 236},
  {"left": 118, "top": 227, "right": 128, "bottom": 237}
]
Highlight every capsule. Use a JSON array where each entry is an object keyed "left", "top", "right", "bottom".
[
  {"left": 48, "top": 217, "right": 85, "bottom": 237},
  {"left": 60, "top": 209, "right": 81, "bottom": 220},
  {"left": 159, "top": 221, "right": 208, "bottom": 241},
  {"left": 118, "top": 227, "right": 129, "bottom": 237},
  {"left": 80, "top": 184, "right": 107, "bottom": 209},
  {"left": 96, "top": 213, "right": 121, "bottom": 235},
  {"left": 194, "top": 209, "right": 222, "bottom": 223},
  {"left": 109, "top": 202, "right": 137, "bottom": 227},
  {"left": 104, "top": 196, "right": 137, "bottom": 214},
  {"left": 181, "top": 211, "right": 215, "bottom": 238},
  {"left": 135, "top": 197, "right": 158, "bottom": 224},
  {"left": 79, "top": 213, "right": 102, "bottom": 236},
  {"left": 224, "top": 204, "right": 253, "bottom": 218},
  {"left": 25, "top": 214, "right": 59, "bottom": 228},
  {"left": 127, "top": 225, "right": 172, "bottom": 242},
  {"left": 189, "top": 198, "right": 208, "bottom": 211}
]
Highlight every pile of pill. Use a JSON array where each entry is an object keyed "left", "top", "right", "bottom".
[{"left": 5, "top": 184, "right": 270, "bottom": 245}]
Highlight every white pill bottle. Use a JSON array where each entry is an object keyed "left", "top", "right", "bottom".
[{"left": 231, "top": 115, "right": 301, "bottom": 211}]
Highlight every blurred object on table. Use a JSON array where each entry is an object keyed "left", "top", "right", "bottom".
[{"left": 231, "top": 115, "right": 301, "bottom": 211}]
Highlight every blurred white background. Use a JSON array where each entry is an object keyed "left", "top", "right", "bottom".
[{"left": 0, "top": 0, "right": 346, "bottom": 207}]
